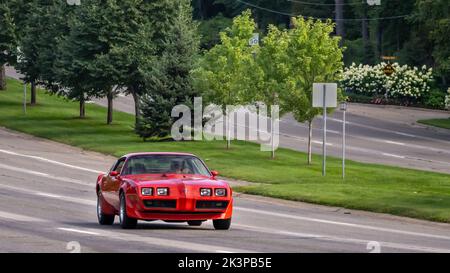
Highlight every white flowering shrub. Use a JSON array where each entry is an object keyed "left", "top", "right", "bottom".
[
  {"left": 341, "top": 63, "right": 434, "bottom": 102},
  {"left": 341, "top": 63, "right": 385, "bottom": 96}
]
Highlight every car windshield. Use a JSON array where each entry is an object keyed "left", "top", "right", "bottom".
[{"left": 122, "top": 155, "right": 211, "bottom": 176}]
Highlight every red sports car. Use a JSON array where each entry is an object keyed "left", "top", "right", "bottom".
[{"left": 96, "top": 152, "right": 233, "bottom": 230}]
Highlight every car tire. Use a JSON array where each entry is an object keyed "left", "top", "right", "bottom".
[
  {"left": 119, "top": 192, "right": 137, "bottom": 229},
  {"left": 97, "top": 191, "right": 114, "bottom": 225},
  {"left": 213, "top": 218, "right": 231, "bottom": 230},
  {"left": 187, "top": 220, "right": 203, "bottom": 226}
]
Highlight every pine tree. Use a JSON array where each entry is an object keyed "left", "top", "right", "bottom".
[
  {"left": 136, "top": 0, "right": 200, "bottom": 140},
  {"left": 0, "top": 0, "right": 16, "bottom": 90}
]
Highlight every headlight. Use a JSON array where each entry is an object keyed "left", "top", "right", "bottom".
[
  {"left": 200, "top": 188, "right": 212, "bottom": 196},
  {"left": 141, "top": 188, "right": 153, "bottom": 196},
  {"left": 215, "top": 188, "right": 227, "bottom": 197},
  {"left": 157, "top": 187, "right": 169, "bottom": 196}
]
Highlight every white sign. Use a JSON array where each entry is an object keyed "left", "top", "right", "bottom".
[
  {"left": 249, "top": 33, "right": 259, "bottom": 46},
  {"left": 367, "top": 0, "right": 381, "bottom": 6},
  {"left": 312, "top": 83, "right": 337, "bottom": 108}
]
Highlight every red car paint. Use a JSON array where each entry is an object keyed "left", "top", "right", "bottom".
[{"left": 96, "top": 153, "right": 233, "bottom": 225}]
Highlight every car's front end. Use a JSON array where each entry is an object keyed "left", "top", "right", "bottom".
[{"left": 123, "top": 177, "right": 233, "bottom": 222}]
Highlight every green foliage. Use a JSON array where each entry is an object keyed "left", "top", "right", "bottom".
[
  {"left": 286, "top": 18, "right": 344, "bottom": 123},
  {"left": 136, "top": 0, "right": 200, "bottom": 140},
  {"left": 197, "top": 13, "right": 232, "bottom": 49},
  {"left": 193, "top": 10, "right": 258, "bottom": 108},
  {"left": 423, "top": 89, "right": 446, "bottom": 109},
  {"left": 412, "top": 0, "right": 450, "bottom": 82},
  {"left": 0, "top": 0, "right": 16, "bottom": 66}
]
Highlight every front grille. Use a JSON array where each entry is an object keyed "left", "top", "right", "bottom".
[
  {"left": 143, "top": 200, "right": 177, "bottom": 208},
  {"left": 196, "top": 200, "right": 229, "bottom": 209}
]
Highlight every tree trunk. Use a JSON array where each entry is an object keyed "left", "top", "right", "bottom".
[
  {"left": 30, "top": 80, "right": 37, "bottom": 105},
  {"left": 226, "top": 113, "right": 231, "bottom": 150},
  {"left": 376, "top": 23, "right": 383, "bottom": 59},
  {"left": 335, "top": 0, "right": 345, "bottom": 43},
  {"left": 79, "top": 94, "right": 85, "bottom": 118},
  {"left": 107, "top": 90, "right": 113, "bottom": 125},
  {"left": 307, "top": 120, "right": 313, "bottom": 165},
  {"left": 0, "top": 65, "right": 6, "bottom": 90},
  {"left": 130, "top": 87, "right": 141, "bottom": 127}
]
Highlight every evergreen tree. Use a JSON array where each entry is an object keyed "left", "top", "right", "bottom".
[
  {"left": 136, "top": 0, "right": 200, "bottom": 140},
  {"left": 0, "top": 0, "right": 16, "bottom": 90}
]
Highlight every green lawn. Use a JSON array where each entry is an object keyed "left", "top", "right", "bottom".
[
  {"left": 1, "top": 78, "right": 450, "bottom": 222},
  {"left": 418, "top": 118, "right": 450, "bottom": 130}
]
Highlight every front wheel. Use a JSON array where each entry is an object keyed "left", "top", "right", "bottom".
[
  {"left": 213, "top": 218, "right": 231, "bottom": 230},
  {"left": 97, "top": 191, "right": 114, "bottom": 225},
  {"left": 119, "top": 193, "right": 137, "bottom": 229}
]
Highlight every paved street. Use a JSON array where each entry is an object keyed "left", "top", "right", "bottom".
[{"left": 1, "top": 127, "right": 450, "bottom": 253}]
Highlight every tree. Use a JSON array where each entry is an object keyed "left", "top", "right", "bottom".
[
  {"left": 136, "top": 0, "right": 200, "bottom": 140},
  {"left": 255, "top": 25, "right": 291, "bottom": 158},
  {"left": 192, "top": 10, "right": 258, "bottom": 149},
  {"left": 14, "top": 0, "right": 42, "bottom": 105},
  {"left": 412, "top": 0, "right": 450, "bottom": 85},
  {"left": 285, "top": 17, "right": 344, "bottom": 164},
  {"left": 0, "top": 0, "right": 16, "bottom": 90},
  {"left": 53, "top": 1, "right": 105, "bottom": 118}
]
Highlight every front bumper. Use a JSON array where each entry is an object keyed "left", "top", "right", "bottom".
[{"left": 125, "top": 194, "right": 233, "bottom": 221}]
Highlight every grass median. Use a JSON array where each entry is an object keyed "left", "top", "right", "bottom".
[
  {"left": 1, "top": 78, "right": 450, "bottom": 222},
  {"left": 418, "top": 118, "right": 450, "bottom": 130}
]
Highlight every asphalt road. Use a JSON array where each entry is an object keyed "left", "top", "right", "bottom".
[
  {"left": 1, "top": 127, "right": 450, "bottom": 253},
  {"left": 6, "top": 66, "right": 450, "bottom": 173}
]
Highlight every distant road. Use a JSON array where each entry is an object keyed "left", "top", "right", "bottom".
[
  {"left": 6, "top": 66, "right": 450, "bottom": 173},
  {"left": 1, "top": 127, "right": 450, "bottom": 253}
]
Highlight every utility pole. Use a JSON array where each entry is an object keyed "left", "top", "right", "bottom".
[{"left": 335, "top": 0, "right": 345, "bottom": 44}]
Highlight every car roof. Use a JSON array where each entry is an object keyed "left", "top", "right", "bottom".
[{"left": 123, "top": 152, "right": 196, "bottom": 158}]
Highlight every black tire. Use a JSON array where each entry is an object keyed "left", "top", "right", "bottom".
[
  {"left": 213, "top": 218, "right": 231, "bottom": 230},
  {"left": 187, "top": 220, "right": 203, "bottom": 226},
  {"left": 119, "top": 192, "right": 137, "bottom": 229},
  {"left": 97, "top": 191, "right": 115, "bottom": 225}
]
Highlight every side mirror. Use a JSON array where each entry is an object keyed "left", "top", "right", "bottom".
[
  {"left": 110, "top": 171, "right": 119, "bottom": 177},
  {"left": 211, "top": 170, "right": 219, "bottom": 177}
]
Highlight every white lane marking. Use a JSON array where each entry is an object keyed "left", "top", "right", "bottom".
[
  {"left": 384, "top": 140, "right": 406, "bottom": 146},
  {"left": 0, "top": 149, "right": 103, "bottom": 174},
  {"left": 312, "top": 140, "right": 333, "bottom": 146},
  {"left": 57, "top": 228, "right": 100, "bottom": 236},
  {"left": 328, "top": 117, "right": 450, "bottom": 145},
  {"left": 382, "top": 153, "right": 406, "bottom": 159},
  {"left": 0, "top": 162, "right": 91, "bottom": 186},
  {"left": 0, "top": 183, "right": 96, "bottom": 206},
  {"left": 56, "top": 226, "right": 251, "bottom": 253},
  {"left": 36, "top": 192, "right": 63, "bottom": 199},
  {"left": 234, "top": 224, "right": 450, "bottom": 253},
  {"left": 235, "top": 207, "right": 450, "bottom": 241},
  {"left": 0, "top": 211, "right": 47, "bottom": 222}
]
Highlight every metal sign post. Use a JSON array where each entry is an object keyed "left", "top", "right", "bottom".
[
  {"left": 313, "top": 83, "right": 337, "bottom": 177},
  {"left": 23, "top": 82, "right": 27, "bottom": 114},
  {"left": 322, "top": 85, "right": 327, "bottom": 176},
  {"left": 340, "top": 102, "right": 348, "bottom": 179}
]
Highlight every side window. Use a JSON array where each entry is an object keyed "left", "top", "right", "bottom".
[{"left": 113, "top": 158, "right": 126, "bottom": 174}]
